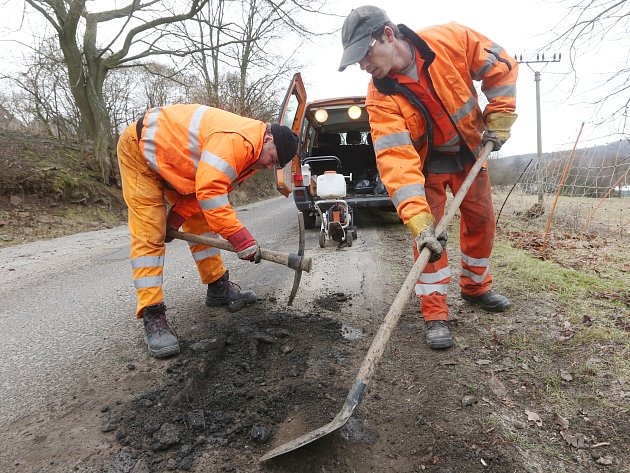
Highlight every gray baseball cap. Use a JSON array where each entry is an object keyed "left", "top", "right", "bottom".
[{"left": 338, "top": 5, "right": 390, "bottom": 72}]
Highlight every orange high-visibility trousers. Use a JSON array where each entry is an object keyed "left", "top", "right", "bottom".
[
  {"left": 117, "top": 124, "right": 226, "bottom": 318},
  {"left": 413, "top": 161, "right": 495, "bottom": 321}
]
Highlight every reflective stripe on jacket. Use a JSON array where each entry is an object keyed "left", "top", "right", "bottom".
[
  {"left": 138, "top": 104, "right": 265, "bottom": 238},
  {"left": 366, "top": 22, "right": 518, "bottom": 223}
]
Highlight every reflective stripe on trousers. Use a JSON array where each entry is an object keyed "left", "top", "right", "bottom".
[
  {"left": 170, "top": 208, "right": 226, "bottom": 285},
  {"left": 413, "top": 160, "right": 495, "bottom": 320},
  {"left": 118, "top": 124, "right": 227, "bottom": 318}
]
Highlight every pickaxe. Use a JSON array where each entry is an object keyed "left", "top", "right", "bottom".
[{"left": 167, "top": 214, "right": 311, "bottom": 305}]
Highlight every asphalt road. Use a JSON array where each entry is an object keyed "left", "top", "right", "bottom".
[
  {"left": 0, "top": 194, "right": 407, "bottom": 472},
  {"left": 0, "top": 196, "right": 304, "bottom": 427}
]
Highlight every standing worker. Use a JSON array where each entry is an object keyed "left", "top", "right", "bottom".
[
  {"left": 339, "top": 6, "right": 518, "bottom": 349},
  {"left": 117, "top": 104, "right": 298, "bottom": 358}
]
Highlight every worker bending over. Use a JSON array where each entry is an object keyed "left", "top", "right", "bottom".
[{"left": 117, "top": 104, "right": 298, "bottom": 357}]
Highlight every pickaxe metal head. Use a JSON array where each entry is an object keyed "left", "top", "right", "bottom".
[{"left": 288, "top": 213, "right": 307, "bottom": 305}]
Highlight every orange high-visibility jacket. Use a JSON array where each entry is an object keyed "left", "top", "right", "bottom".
[
  {"left": 138, "top": 105, "right": 266, "bottom": 239},
  {"left": 366, "top": 23, "right": 518, "bottom": 223}
]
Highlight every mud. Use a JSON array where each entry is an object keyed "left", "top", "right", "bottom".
[
  {"left": 102, "top": 308, "right": 355, "bottom": 472},
  {"left": 97, "top": 298, "right": 538, "bottom": 473}
]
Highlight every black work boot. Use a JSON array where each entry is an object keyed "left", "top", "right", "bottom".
[
  {"left": 461, "top": 290, "right": 511, "bottom": 312},
  {"left": 142, "top": 303, "right": 180, "bottom": 358},
  {"left": 205, "top": 271, "right": 257, "bottom": 312},
  {"left": 425, "top": 320, "right": 454, "bottom": 349}
]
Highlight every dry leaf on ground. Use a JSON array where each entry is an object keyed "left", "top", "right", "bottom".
[
  {"left": 553, "top": 413, "right": 569, "bottom": 430},
  {"left": 560, "top": 430, "right": 589, "bottom": 449},
  {"left": 556, "top": 321, "right": 576, "bottom": 341},
  {"left": 525, "top": 409, "right": 543, "bottom": 427},
  {"left": 489, "top": 371, "right": 507, "bottom": 399},
  {"left": 595, "top": 456, "right": 614, "bottom": 465}
]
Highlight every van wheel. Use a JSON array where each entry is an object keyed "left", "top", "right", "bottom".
[
  {"left": 346, "top": 229, "right": 353, "bottom": 247},
  {"left": 302, "top": 211, "right": 316, "bottom": 229},
  {"left": 319, "top": 230, "right": 326, "bottom": 248}
]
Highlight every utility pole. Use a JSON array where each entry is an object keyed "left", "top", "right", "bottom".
[{"left": 516, "top": 53, "right": 561, "bottom": 207}]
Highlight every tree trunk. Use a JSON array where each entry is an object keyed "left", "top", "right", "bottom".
[{"left": 93, "top": 104, "right": 115, "bottom": 183}]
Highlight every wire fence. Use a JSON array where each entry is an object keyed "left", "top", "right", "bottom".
[
  {"left": 491, "top": 139, "right": 630, "bottom": 243},
  {"left": 494, "top": 188, "right": 628, "bottom": 239}
]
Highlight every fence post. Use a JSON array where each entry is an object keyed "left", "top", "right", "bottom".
[{"left": 541, "top": 123, "right": 584, "bottom": 254}]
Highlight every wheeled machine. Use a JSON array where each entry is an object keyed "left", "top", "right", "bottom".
[{"left": 313, "top": 167, "right": 357, "bottom": 248}]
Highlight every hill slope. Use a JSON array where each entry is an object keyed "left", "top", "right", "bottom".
[{"left": 0, "top": 130, "right": 278, "bottom": 247}]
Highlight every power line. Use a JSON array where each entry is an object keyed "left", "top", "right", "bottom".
[{"left": 515, "top": 52, "right": 562, "bottom": 207}]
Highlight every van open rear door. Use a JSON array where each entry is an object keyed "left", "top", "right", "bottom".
[{"left": 275, "top": 73, "right": 307, "bottom": 196}]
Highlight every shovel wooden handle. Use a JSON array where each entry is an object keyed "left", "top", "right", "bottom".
[
  {"left": 258, "top": 142, "right": 495, "bottom": 463},
  {"left": 355, "top": 142, "right": 494, "bottom": 382},
  {"left": 167, "top": 229, "right": 312, "bottom": 272}
]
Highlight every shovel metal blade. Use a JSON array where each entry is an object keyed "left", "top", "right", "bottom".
[{"left": 259, "top": 380, "right": 366, "bottom": 462}]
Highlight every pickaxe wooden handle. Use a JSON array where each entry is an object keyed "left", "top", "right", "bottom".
[{"left": 166, "top": 229, "right": 312, "bottom": 273}]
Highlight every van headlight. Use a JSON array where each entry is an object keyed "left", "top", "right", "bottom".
[
  {"left": 315, "top": 109, "right": 328, "bottom": 123},
  {"left": 348, "top": 105, "right": 362, "bottom": 120}
]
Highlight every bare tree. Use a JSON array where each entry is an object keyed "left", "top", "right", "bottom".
[
  {"left": 549, "top": 0, "right": 630, "bottom": 134},
  {"left": 103, "top": 67, "right": 140, "bottom": 144},
  {"left": 8, "top": 0, "right": 331, "bottom": 182},
  {"left": 18, "top": 0, "right": 212, "bottom": 183},
  {"left": 137, "top": 62, "right": 190, "bottom": 109},
  {"left": 177, "top": 0, "right": 327, "bottom": 120},
  {"left": 1, "top": 35, "right": 80, "bottom": 138}
]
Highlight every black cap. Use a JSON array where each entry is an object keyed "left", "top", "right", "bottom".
[
  {"left": 270, "top": 124, "right": 299, "bottom": 167},
  {"left": 339, "top": 5, "right": 390, "bottom": 72}
]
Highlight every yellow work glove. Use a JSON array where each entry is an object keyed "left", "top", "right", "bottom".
[
  {"left": 483, "top": 112, "right": 518, "bottom": 151},
  {"left": 407, "top": 212, "right": 447, "bottom": 263}
]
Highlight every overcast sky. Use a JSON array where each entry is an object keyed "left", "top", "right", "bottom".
[
  {"left": 1, "top": 0, "right": 626, "bottom": 157},
  {"left": 299, "top": 0, "right": 627, "bottom": 157}
]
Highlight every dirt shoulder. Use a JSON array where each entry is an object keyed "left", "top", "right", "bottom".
[{"left": 0, "top": 129, "right": 126, "bottom": 247}]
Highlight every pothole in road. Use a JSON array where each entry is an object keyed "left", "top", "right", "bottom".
[
  {"left": 100, "top": 310, "right": 358, "bottom": 472},
  {"left": 314, "top": 291, "right": 353, "bottom": 313},
  {"left": 341, "top": 324, "right": 364, "bottom": 341}
]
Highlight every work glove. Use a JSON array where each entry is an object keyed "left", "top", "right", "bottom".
[
  {"left": 227, "top": 227, "right": 261, "bottom": 263},
  {"left": 429, "top": 228, "right": 448, "bottom": 262},
  {"left": 164, "top": 209, "right": 186, "bottom": 243},
  {"left": 482, "top": 112, "right": 518, "bottom": 151},
  {"left": 415, "top": 224, "right": 447, "bottom": 263},
  {"left": 406, "top": 211, "right": 445, "bottom": 262}
]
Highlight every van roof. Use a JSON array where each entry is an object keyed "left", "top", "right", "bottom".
[{"left": 307, "top": 96, "right": 366, "bottom": 108}]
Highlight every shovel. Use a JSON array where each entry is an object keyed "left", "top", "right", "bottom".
[{"left": 260, "top": 142, "right": 494, "bottom": 462}]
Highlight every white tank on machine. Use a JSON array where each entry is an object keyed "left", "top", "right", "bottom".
[{"left": 316, "top": 171, "right": 346, "bottom": 199}]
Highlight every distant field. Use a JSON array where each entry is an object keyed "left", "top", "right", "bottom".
[{"left": 493, "top": 188, "right": 629, "bottom": 240}]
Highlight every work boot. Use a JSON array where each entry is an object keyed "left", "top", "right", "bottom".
[
  {"left": 206, "top": 271, "right": 257, "bottom": 312},
  {"left": 142, "top": 303, "right": 180, "bottom": 358},
  {"left": 461, "top": 290, "right": 511, "bottom": 312},
  {"left": 425, "top": 320, "right": 454, "bottom": 349}
]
